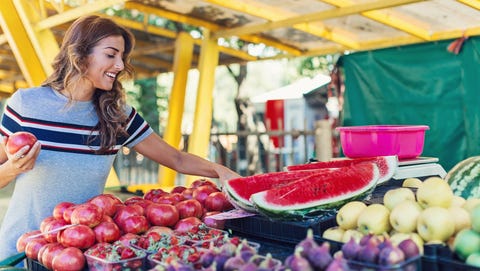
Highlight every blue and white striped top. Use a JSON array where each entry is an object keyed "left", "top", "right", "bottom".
[{"left": 0, "top": 86, "right": 153, "bottom": 259}]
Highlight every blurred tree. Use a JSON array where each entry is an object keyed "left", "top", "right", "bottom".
[{"left": 134, "top": 78, "right": 160, "bottom": 133}]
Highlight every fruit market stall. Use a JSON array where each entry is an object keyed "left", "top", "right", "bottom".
[{"left": 7, "top": 122, "right": 480, "bottom": 271}]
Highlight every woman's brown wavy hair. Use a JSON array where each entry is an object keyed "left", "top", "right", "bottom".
[{"left": 43, "top": 15, "right": 135, "bottom": 154}]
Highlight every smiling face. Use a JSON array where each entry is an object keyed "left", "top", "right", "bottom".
[{"left": 84, "top": 35, "right": 125, "bottom": 94}]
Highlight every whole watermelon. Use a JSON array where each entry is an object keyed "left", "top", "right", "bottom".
[{"left": 445, "top": 156, "right": 480, "bottom": 199}]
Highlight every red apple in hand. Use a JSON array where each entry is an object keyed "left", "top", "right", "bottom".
[{"left": 6, "top": 131, "right": 37, "bottom": 154}]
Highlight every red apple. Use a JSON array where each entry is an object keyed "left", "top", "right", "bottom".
[
  {"left": 193, "top": 185, "right": 220, "bottom": 205},
  {"left": 190, "top": 178, "right": 217, "bottom": 189},
  {"left": 40, "top": 216, "right": 56, "bottom": 232},
  {"left": 114, "top": 205, "right": 143, "bottom": 226},
  {"left": 41, "top": 243, "right": 65, "bottom": 270},
  {"left": 88, "top": 194, "right": 120, "bottom": 217},
  {"left": 42, "top": 219, "right": 69, "bottom": 243},
  {"left": 16, "top": 230, "right": 42, "bottom": 252},
  {"left": 25, "top": 238, "right": 48, "bottom": 260},
  {"left": 174, "top": 217, "right": 203, "bottom": 233},
  {"left": 204, "top": 192, "right": 232, "bottom": 212},
  {"left": 62, "top": 205, "right": 76, "bottom": 224},
  {"left": 145, "top": 226, "right": 174, "bottom": 236},
  {"left": 52, "top": 247, "right": 86, "bottom": 271},
  {"left": 53, "top": 202, "right": 76, "bottom": 221},
  {"left": 175, "top": 199, "right": 204, "bottom": 219},
  {"left": 57, "top": 224, "right": 95, "bottom": 249},
  {"left": 70, "top": 203, "right": 103, "bottom": 228},
  {"left": 119, "top": 215, "right": 150, "bottom": 235},
  {"left": 145, "top": 203, "right": 179, "bottom": 227},
  {"left": 93, "top": 221, "right": 121, "bottom": 243},
  {"left": 6, "top": 131, "right": 37, "bottom": 154},
  {"left": 171, "top": 186, "right": 187, "bottom": 194}
]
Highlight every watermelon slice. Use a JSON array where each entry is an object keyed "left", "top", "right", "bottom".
[
  {"left": 286, "top": 155, "right": 398, "bottom": 184},
  {"left": 251, "top": 163, "right": 380, "bottom": 219},
  {"left": 224, "top": 169, "right": 337, "bottom": 211}
]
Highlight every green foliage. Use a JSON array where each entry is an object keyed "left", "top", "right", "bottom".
[
  {"left": 134, "top": 78, "right": 160, "bottom": 133},
  {"left": 296, "top": 55, "right": 338, "bottom": 77}
]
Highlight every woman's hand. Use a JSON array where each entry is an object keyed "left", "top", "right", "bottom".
[
  {"left": 1, "top": 137, "right": 41, "bottom": 173},
  {"left": 215, "top": 165, "right": 241, "bottom": 185}
]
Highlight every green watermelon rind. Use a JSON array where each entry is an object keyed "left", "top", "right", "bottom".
[
  {"left": 252, "top": 187, "right": 375, "bottom": 220},
  {"left": 445, "top": 156, "right": 480, "bottom": 199},
  {"left": 251, "top": 164, "right": 380, "bottom": 219},
  {"left": 224, "top": 185, "right": 257, "bottom": 212}
]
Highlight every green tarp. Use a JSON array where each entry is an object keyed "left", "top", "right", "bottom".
[{"left": 341, "top": 36, "right": 480, "bottom": 171}]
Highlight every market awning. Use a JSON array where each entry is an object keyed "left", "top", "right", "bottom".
[{"left": 1, "top": 0, "right": 479, "bottom": 95}]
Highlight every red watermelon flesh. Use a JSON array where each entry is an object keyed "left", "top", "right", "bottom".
[
  {"left": 251, "top": 163, "right": 379, "bottom": 216},
  {"left": 224, "top": 168, "right": 338, "bottom": 211},
  {"left": 286, "top": 155, "right": 397, "bottom": 184}
]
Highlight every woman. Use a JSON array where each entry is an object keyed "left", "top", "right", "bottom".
[{"left": 0, "top": 15, "right": 240, "bottom": 259}]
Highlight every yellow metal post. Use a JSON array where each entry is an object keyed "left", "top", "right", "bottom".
[
  {"left": 0, "top": 0, "right": 49, "bottom": 86},
  {"left": 186, "top": 30, "right": 219, "bottom": 186},
  {"left": 160, "top": 32, "right": 195, "bottom": 188},
  {"left": 128, "top": 32, "right": 195, "bottom": 193}
]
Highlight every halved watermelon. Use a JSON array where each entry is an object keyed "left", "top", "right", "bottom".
[
  {"left": 251, "top": 163, "right": 379, "bottom": 219},
  {"left": 224, "top": 169, "right": 338, "bottom": 211},
  {"left": 286, "top": 155, "right": 397, "bottom": 184}
]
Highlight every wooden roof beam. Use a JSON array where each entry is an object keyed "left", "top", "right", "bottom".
[
  {"left": 133, "top": 56, "right": 173, "bottom": 71},
  {"left": 212, "top": 0, "right": 424, "bottom": 38},
  {"left": 34, "top": 0, "right": 126, "bottom": 31},
  {"left": 320, "top": 0, "right": 434, "bottom": 41},
  {"left": 124, "top": 1, "right": 302, "bottom": 56},
  {"left": 205, "top": 0, "right": 360, "bottom": 49},
  {"left": 458, "top": 0, "right": 480, "bottom": 10},
  {"left": 131, "top": 43, "right": 176, "bottom": 57}
]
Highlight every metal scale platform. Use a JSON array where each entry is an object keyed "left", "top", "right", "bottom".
[{"left": 392, "top": 157, "right": 447, "bottom": 180}]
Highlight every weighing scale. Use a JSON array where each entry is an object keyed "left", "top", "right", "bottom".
[{"left": 392, "top": 157, "right": 447, "bottom": 180}]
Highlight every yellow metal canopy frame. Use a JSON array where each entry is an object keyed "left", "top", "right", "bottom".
[{"left": 0, "top": 0, "right": 479, "bottom": 192}]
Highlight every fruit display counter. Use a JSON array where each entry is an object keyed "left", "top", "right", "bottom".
[{"left": 11, "top": 155, "right": 480, "bottom": 270}]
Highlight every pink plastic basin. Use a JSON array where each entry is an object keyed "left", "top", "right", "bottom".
[{"left": 336, "top": 125, "right": 429, "bottom": 159}]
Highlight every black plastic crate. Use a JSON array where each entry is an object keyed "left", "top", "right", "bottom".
[
  {"left": 25, "top": 258, "right": 49, "bottom": 271},
  {"left": 26, "top": 257, "right": 89, "bottom": 271},
  {"left": 435, "top": 245, "right": 480, "bottom": 271},
  {"left": 225, "top": 213, "right": 336, "bottom": 245}
]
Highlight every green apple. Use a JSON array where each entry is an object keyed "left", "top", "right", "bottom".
[
  {"left": 322, "top": 226, "right": 345, "bottom": 242},
  {"left": 402, "top": 177, "right": 423, "bottom": 189},
  {"left": 416, "top": 177, "right": 453, "bottom": 208},
  {"left": 357, "top": 203, "right": 391, "bottom": 235},
  {"left": 389, "top": 200, "right": 422, "bottom": 233},
  {"left": 417, "top": 206, "right": 455, "bottom": 243},
  {"left": 448, "top": 206, "right": 471, "bottom": 234},
  {"left": 336, "top": 201, "right": 367, "bottom": 230},
  {"left": 470, "top": 204, "right": 480, "bottom": 233},
  {"left": 467, "top": 252, "right": 480, "bottom": 267},
  {"left": 383, "top": 187, "right": 416, "bottom": 210},
  {"left": 453, "top": 229, "right": 480, "bottom": 260},
  {"left": 463, "top": 198, "right": 480, "bottom": 213}
]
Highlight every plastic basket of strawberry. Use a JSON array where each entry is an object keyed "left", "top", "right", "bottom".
[
  {"left": 147, "top": 244, "right": 204, "bottom": 269},
  {"left": 84, "top": 242, "right": 146, "bottom": 271},
  {"left": 174, "top": 223, "right": 228, "bottom": 245},
  {"left": 129, "top": 231, "right": 183, "bottom": 255},
  {"left": 192, "top": 235, "right": 261, "bottom": 252}
]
